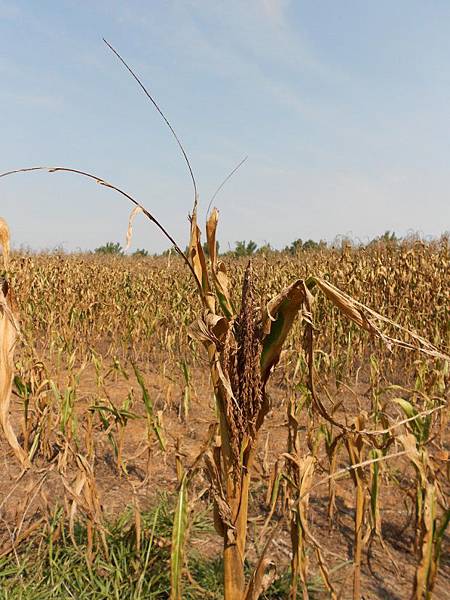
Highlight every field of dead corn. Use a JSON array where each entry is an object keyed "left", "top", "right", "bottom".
[{"left": 0, "top": 225, "right": 449, "bottom": 599}]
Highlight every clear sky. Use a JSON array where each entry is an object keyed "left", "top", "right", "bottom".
[{"left": 1, "top": 1, "right": 449, "bottom": 252}]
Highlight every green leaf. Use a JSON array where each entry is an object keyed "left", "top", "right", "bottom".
[
  {"left": 170, "top": 474, "right": 188, "bottom": 600},
  {"left": 393, "top": 398, "right": 425, "bottom": 442},
  {"left": 133, "top": 363, "right": 167, "bottom": 451},
  {"left": 393, "top": 397, "right": 417, "bottom": 420},
  {"left": 261, "top": 280, "right": 305, "bottom": 383}
]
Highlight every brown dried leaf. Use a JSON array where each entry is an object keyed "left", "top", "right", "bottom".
[
  {"left": 312, "top": 277, "right": 449, "bottom": 360},
  {"left": 204, "top": 452, "right": 236, "bottom": 544},
  {"left": 125, "top": 205, "right": 143, "bottom": 250},
  {"left": 188, "top": 311, "right": 228, "bottom": 346},
  {"left": 398, "top": 433, "right": 427, "bottom": 483},
  {"left": 189, "top": 209, "right": 211, "bottom": 302},
  {"left": 313, "top": 277, "right": 378, "bottom": 335},
  {"left": 414, "top": 484, "right": 435, "bottom": 599},
  {"left": 0, "top": 218, "right": 10, "bottom": 270},
  {"left": 244, "top": 524, "right": 281, "bottom": 600},
  {"left": 290, "top": 455, "right": 338, "bottom": 599},
  {"left": 0, "top": 276, "right": 29, "bottom": 468},
  {"left": 206, "top": 208, "right": 219, "bottom": 268},
  {"left": 206, "top": 209, "right": 234, "bottom": 318}
]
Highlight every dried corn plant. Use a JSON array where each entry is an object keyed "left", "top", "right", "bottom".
[
  {"left": 0, "top": 218, "right": 30, "bottom": 468},
  {"left": 187, "top": 208, "right": 313, "bottom": 598},
  {"left": 187, "top": 206, "right": 449, "bottom": 599},
  {"left": 0, "top": 40, "right": 449, "bottom": 600},
  {"left": 0, "top": 205, "right": 448, "bottom": 598}
]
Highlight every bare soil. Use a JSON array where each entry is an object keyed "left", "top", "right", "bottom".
[{"left": 1, "top": 360, "right": 449, "bottom": 600}]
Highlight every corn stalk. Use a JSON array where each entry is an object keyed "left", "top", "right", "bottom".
[
  {"left": 188, "top": 208, "right": 449, "bottom": 598},
  {"left": 0, "top": 218, "right": 30, "bottom": 469}
]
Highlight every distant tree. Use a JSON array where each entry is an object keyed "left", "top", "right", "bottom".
[
  {"left": 302, "top": 239, "right": 321, "bottom": 251},
  {"left": 331, "top": 234, "right": 354, "bottom": 250},
  {"left": 379, "top": 230, "right": 398, "bottom": 244},
  {"left": 94, "top": 242, "right": 123, "bottom": 255},
  {"left": 234, "top": 240, "right": 257, "bottom": 257},
  {"left": 288, "top": 238, "right": 303, "bottom": 255},
  {"left": 287, "top": 238, "right": 323, "bottom": 254},
  {"left": 162, "top": 246, "right": 177, "bottom": 257},
  {"left": 202, "top": 240, "right": 220, "bottom": 257},
  {"left": 256, "top": 242, "right": 273, "bottom": 256},
  {"left": 133, "top": 248, "right": 149, "bottom": 257},
  {"left": 368, "top": 231, "right": 399, "bottom": 247}
]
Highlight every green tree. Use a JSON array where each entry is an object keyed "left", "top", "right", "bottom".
[
  {"left": 94, "top": 242, "right": 123, "bottom": 255},
  {"left": 379, "top": 230, "right": 398, "bottom": 244},
  {"left": 288, "top": 239, "right": 303, "bottom": 255},
  {"left": 133, "top": 248, "right": 149, "bottom": 257},
  {"left": 302, "top": 239, "right": 320, "bottom": 251},
  {"left": 234, "top": 240, "right": 257, "bottom": 257},
  {"left": 368, "top": 230, "right": 399, "bottom": 247},
  {"left": 202, "top": 240, "right": 220, "bottom": 257},
  {"left": 287, "top": 238, "right": 323, "bottom": 254},
  {"left": 256, "top": 242, "right": 273, "bottom": 256}
]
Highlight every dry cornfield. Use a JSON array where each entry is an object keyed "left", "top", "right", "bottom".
[
  {"left": 0, "top": 222, "right": 448, "bottom": 599},
  {"left": 0, "top": 40, "right": 449, "bottom": 600}
]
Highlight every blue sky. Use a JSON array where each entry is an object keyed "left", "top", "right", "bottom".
[{"left": 1, "top": 1, "right": 449, "bottom": 252}]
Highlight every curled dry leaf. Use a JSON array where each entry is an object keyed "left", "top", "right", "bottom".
[
  {"left": 188, "top": 311, "right": 228, "bottom": 346},
  {"left": 204, "top": 452, "right": 236, "bottom": 543},
  {"left": 398, "top": 433, "right": 428, "bottom": 483},
  {"left": 125, "top": 205, "right": 144, "bottom": 251},
  {"left": 260, "top": 280, "right": 306, "bottom": 384},
  {"left": 312, "top": 277, "right": 379, "bottom": 335},
  {"left": 244, "top": 526, "right": 281, "bottom": 600},
  {"left": 206, "top": 208, "right": 234, "bottom": 318},
  {"left": 312, "top": 276, "right": 450, "bottom": 361},
  {"left": 188, "top": 208, "right": 211, "bottom": 305},
  {"left": 291, "top": 455, "right": 337, "bottom": 600}
]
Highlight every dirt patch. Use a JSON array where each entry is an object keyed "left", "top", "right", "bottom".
[{"left": 1, "top": 358, "right": 448, "bottom": 599}]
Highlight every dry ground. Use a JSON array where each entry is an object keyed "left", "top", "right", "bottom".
[{"left": 1, "top": 357, "right": 448, "bottom": 599}]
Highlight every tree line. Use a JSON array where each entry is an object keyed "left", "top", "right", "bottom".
[{"left": 93, "top": 230, "right": 408, "bottom": 257}]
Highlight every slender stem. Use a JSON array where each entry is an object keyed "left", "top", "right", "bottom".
[
  {"left": 206, "top": 156, "right": 248, "bottom": 218},
  {"left": 103, "top": 38, "right": 198, "bottom": 210}
]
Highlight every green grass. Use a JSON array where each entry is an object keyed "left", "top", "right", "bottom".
[{"left": 0, "top": 497, "right": 305, "bottom": 599}]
